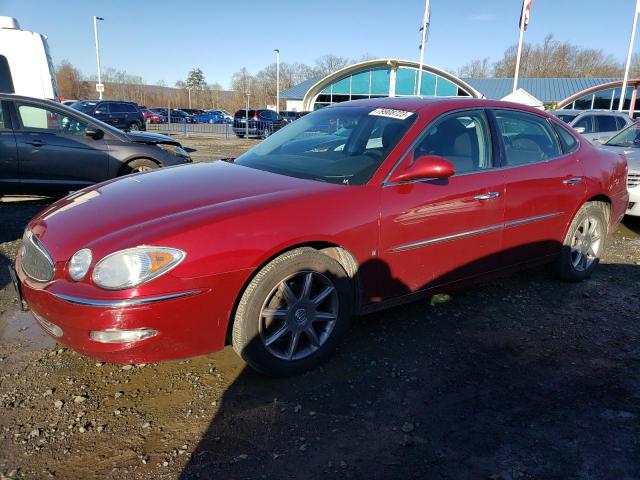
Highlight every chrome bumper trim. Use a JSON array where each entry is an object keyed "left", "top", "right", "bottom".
[{"left": 53, "top": 290, "right": 201, "bottom": 308}]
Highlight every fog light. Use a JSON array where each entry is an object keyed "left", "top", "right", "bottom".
[
  {"left": 89, "top": 328, "right": 157, "bottom": 344},
  {"left": 32, "top": 311, "right": 63, "bottom": 338}
]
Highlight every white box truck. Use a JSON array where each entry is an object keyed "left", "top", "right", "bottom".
[{"left": 0, "top": 16, "right": 59, "bottom": 100}]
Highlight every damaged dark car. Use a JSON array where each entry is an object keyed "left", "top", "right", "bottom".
[{"left": 0, "top": 94, "right": 192, "bottom": 197}]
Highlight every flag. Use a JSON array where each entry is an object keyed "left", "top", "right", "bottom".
[
  {"left": 419, "top": 0, "right": 431, "bottom": 50},
  {"left": 519, "top": 0, "right": 533, "bottom": 31},
  {"left": 637, "top": 0, "right": 640, "bottom": 14}
]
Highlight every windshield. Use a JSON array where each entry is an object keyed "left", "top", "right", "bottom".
[
  {"left": 71, "top": 101, "right": 97, "bottom": 113},
  {"left": 606, "top": 121, "right": 640, "bottom": 147},
  {"left": 234, "top": 106, "right": 417, "bottom": 185}
]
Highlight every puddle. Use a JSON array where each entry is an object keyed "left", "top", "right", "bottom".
[{"left": 0, "top": 310, "right": 55, "bottom": 352}]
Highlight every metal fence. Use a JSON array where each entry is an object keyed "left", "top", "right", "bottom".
[{"left": 146, "top": 118, "right": 282, "bottom": 138}]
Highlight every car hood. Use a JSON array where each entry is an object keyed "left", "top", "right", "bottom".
[
  {"left": 125, "top": 131, "right": 181, "bottom": 146},
  {"left": 600, "top": 144, "right": 640, "bottom": 171},
  {"left": 29, "top": 162, "right": 337, "bottom": 260}
]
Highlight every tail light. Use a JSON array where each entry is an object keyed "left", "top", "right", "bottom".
[{"left": 253, "top": 113, "right": 259, "bottom": 121}]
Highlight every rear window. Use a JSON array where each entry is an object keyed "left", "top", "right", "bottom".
[
  {"left": 235, "top": 110, "right": 257, "bottom": 119},
  {"left": 0, "top": 55, "right": 15, "bottom": 94}
]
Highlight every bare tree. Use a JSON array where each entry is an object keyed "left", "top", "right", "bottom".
[
  {"left": 313, "top": 54, "right": 350, "bottom": 76},
  {"left": 56, "top": 61, "right": 91, "bottom": 100},
  {"left": 458, "top": 58, "right": 491, "bottom": 78}
]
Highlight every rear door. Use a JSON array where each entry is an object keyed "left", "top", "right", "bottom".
[
  {"left": 0, "top": 100, "right": 19, "bottom": 194},
  {"left": 108, "top": 102, "right": 128, "bottom": 129},
  {"left": 12, "top": 100, "right": 110, "bottom": 195},
  {"left": 493, "top": 109, "right": 585, "bottom": 264}
]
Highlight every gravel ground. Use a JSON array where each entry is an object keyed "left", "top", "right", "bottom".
[{"left": 1, "top": 137, "right": 639, "bottom": 479}]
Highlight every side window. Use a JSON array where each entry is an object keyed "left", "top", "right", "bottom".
[
  {"left": 0, "top": 55, "right": 15, "bottom": 94},
  {"left": 596, "top": 115, "right": 618, "bottom": 133},
  {"left": 113, "top": 103, "right": 127, "bottom": 113},
  {"left": 494, "top": 110, "right": 561, "bottom": 165},
  {"left": 0, "top": 102, "right": 7, "bottom": 129},
  {"left": 95, "top": 103, "right": 108, "bottom": 114},
  {"left": 125, "top": 104, "right": 137, "bottom": 113},
  {"left": 16, "top": 103, "right": 88, "bottom": 136},
  {"left": 552, "top": 123, "right": 579, "bottom": 154},
  {"left": 573, "top": 115, "right": 593, "bottom": 133},
  {"left": 615, "top": 116, "right": 628, "bottom": 130},
  {"left": 415, "top": 110, "right": 492, "bottom": 174}
]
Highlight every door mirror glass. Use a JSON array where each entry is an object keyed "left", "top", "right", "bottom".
[
  {"left": 388, "top": 155, "right": 455, "bottom": 183},
  {"left": 85, "top": 127, "right": 104, "bottom": 140}
]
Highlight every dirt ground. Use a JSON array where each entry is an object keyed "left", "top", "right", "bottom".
[{"left": 1, "top": 137, "right": 639, "bottom": 479}]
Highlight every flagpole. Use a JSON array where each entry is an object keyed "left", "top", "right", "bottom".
[
  {"left": 417, "top": 0, "right": 429, "bottom": 96},
  {"left": 512, "top": 2, "right": 526, "bottom": 93},
  {"left": 619, "top": 0, "right": 640, "bottom": 113}
]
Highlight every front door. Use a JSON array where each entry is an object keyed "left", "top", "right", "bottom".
[
  {"left": 11, "top": 101, "right": 110, "bottom": 196},
  {"left": 379, "top": 109, "right": 505, "bottom": 298}
]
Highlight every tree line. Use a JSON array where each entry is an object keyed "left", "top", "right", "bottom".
[{"left": 56, "top": 37, "right": 640, "bottom": 111}]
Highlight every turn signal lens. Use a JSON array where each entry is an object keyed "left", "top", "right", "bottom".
[
  {"left": 92, "top": 247, "right": 185, "bottom": 290},
  {"left": 69, "top": 248, "right": 93, "bottom": 281}
]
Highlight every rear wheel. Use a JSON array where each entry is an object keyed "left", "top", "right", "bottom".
[
  {"left": 232, "top": 248, "right": 352, "bottom": 376},
  {"left": 121, "top": 158, "right": 159, "bottom": 175},
  {"left": 236, "top": 134, "right": 245, "bottom": 138},
  {"left": 127, "top": 122, "right": 140, "bottom": 131},
  {"left": 551, "top": 201, "right": 608, "bottom": 282}
]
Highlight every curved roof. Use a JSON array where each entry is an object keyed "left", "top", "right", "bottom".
[
  {"left": 298, "top": 59, "right": 482, "bottom": 110},
  {"left": 556, "top": 79, "right": 640, "bottom": 108}
]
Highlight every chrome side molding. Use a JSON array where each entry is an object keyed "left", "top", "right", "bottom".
[{"left": 52, "top": 290, "right": 202, "bottom": 308}]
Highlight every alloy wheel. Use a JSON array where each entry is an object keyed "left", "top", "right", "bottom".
[
  {"left": 259, "top": 271, "right": 338, "bottom": 361},
  {"left": 570, "top": 215, "right": 602, "bottom": 272}
]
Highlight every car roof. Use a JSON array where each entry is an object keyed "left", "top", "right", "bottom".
[{"left": 324, "top": 96, "right": 553, "bottom": 117}]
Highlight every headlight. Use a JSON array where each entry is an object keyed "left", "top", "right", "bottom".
[
  {"left": 158, "top": 144, "right": 189, "bottom": 157},
  {"left": 69, "top": 248, "right": 93, "bottom": 281},
  {"left": 92, "top": 247, "right": 185, "bottom": 290}
]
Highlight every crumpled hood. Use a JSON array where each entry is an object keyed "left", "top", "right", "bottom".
[
  {"left": 29, "top": 162, "right": 334, "bottom": 261},
  {"left": 600, "top": 144, "right": 640, "bottom": 171},
  {"left": 125, "top": 131, "right": 181, "bottom": 146}
]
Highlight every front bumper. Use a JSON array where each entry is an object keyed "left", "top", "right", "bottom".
[
  {"left": 14, "top": 254, "right": 252, "bottom": 364},
  {"left": 627, "top": 183, "right": 640, "bottom": 216}
]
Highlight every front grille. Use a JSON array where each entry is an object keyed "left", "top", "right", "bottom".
[
  {"left": 628, "top": 172, "right": 640, "bottom": 189},
  {"left": 21, "top": 231, "right": 55, "bottom": 282}
]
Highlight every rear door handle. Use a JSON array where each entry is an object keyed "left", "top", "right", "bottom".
[
  {"left": 474, "top": 192, "right": 500, "bottom": 200},
  {"left": 563, "top": 177, "right": 583, "bottom": 185}
]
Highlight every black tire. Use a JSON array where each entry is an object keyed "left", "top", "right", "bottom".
[
  {"left": 232, "top": 247, "right": 352, "bottom": 376},
  {"left": 551, "top": 201, "right": 609, "bottom": 282},
  {"left": 260, "top": 127, "right": 272, "bottom": 139},
  {"left": 120, "top": 158, "right": 159, "bottom": 175},
  {"left": 236, "top": 134, "right": 245, "bottom": 138},
  {"left": 127, "top": 122, "right": 140, "bottom": 132}
]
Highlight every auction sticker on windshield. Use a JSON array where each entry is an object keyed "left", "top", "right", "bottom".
[{"left": 369, "top": 108, "right": 414, "bottom": 120}]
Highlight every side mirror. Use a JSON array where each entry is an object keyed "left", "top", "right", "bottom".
[
  {"left": 388, "top": 155, "right": 455, "bottom": 183},
  {"left": 85, "top": 127, "right": 104, "bottom": 140},
  {"left": 574, "top": 126, "right": 586, "bottom": 134}
]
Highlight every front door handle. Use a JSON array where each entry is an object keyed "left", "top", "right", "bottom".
[
  {"left": 474, "top": 192, "right": 500, "bottom": 200},
  {"left": 563, "top": 177, "right": 583, "bottom": 185}
]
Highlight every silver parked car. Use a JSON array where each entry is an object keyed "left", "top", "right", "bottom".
[
  {"left": 600, "top": 122, "right": 640, "bottom": 217},
  {"left": 566, "top": 110, "right": 633, "bottom": 145}
]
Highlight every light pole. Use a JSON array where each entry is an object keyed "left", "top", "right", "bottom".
[
  {"left": 93, "top": 16, "right": 104, "bottom": 99},
  {"left": 186, "top": 86, "right": 193, "bottom": 109},
  {"left": 274, "top": 48, "right": 280, "bottom": 114}
]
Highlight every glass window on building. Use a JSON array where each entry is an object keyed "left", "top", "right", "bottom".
[
  {"left": 592, "top": 88, "right": 615, "bottom": 109},
  {"left": 370, "top": 69, "right": 391, "bottom": 95}
]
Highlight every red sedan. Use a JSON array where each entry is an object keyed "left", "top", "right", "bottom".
[
  {"left": 141, "top": 108, "right": 162, "bottom": 124},
  {"left": 12, "top": 98, "right": 628, "bottom": 376}
]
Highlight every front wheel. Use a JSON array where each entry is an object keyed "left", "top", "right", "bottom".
[
  {"left": 232, "top": 248, "right": 352, "bottom": 376},
  {"left": 551, "top": 201, "right": 608, "bottom": 282},
  {"left": 121, "top": 158, "right": 159, "bottom": 175}
]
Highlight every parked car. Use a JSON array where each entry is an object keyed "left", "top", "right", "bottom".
[
  {"left": 140, "top": 108, "right": 162, "bottom": 124},
  {"left": 233, "top": 108, "right": 284, "bottom": 138},
  {"left": 566, "top": 110, "right": 633, "bottom": 144},
  {"left": 0, "top": 94, "right": 192, "bottom": 196},
  {"left": 280, "top": 110, "right": 309, "bottom": 124},
  {"left": 600, "top": 122, "right": 640, "bottom": 217},
  {"left": 11, "top": 98, "right": 628, "bottom": 376},
  {"left": 193, "top": 110, "right": 231, "bottom": 124},
  {"left": 179, "top": 108, "right": 204, "bottom": 116},
  {"left": 71, "top": 100, "right": 145, "bottom": 132},
  {"left": 548, "top": 109, "right": 581, "bottom": 124},
  {"left": 150, "top": 108, "right": 196, "bottom": 124}
]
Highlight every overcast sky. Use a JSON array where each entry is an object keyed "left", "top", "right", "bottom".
[{"left": 2, "top": 0, "right": 638, "bottom": 87}]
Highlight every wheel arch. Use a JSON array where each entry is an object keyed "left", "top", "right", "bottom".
[
  {"left": 224, "top": 241, "right": 362, "bottom": 344},
  {"left": 118, "top": 157, "right": 161, "bottom": 176}
]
